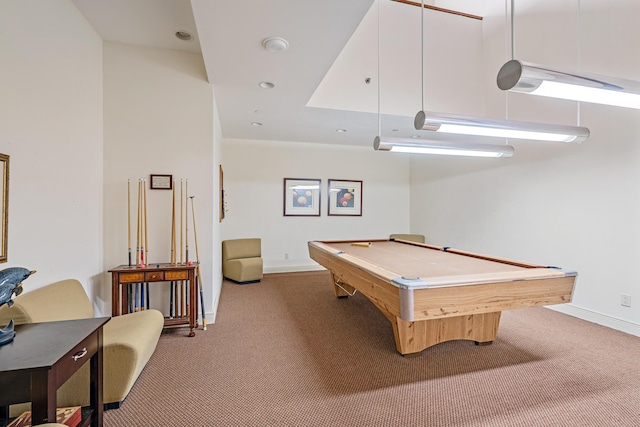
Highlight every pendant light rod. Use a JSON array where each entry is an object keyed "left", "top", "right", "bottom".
[
  {"left": 509, "top": 0, "right": 514, "bottom": 60},
  {"left": 374, "top": 136, "right": 514, "bottom": 158},
  {"left": 420, "top": 0, "right": 424, "bottom": 111},
  {"left": 415, "top": 110, "right": 590, "bottom": 143},
  {"left": 374, "top": 0, "right": 516, "bottom": 158},
  {"left": 377, "top": 0, "right": 381, "bottom": 136}
]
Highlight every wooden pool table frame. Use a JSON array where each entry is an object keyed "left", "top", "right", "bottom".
[{"left": 308, "top": 239, "right": 577, "bottom": 356}]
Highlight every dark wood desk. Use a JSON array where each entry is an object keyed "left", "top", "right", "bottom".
[
  {"left": 109, "top": 263, "right": 198, "bottom": 336},
  {"left": 0, "top": 317, "right": 109, "bottom": 426}
]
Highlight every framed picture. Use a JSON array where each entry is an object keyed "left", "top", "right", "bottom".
[
  {"left": 284, "top": 178, "right": 321, "bottom": 216},
  {"left": 219, "top": 165, "right": 225, "bottom": 222},
  {"left": 0, "top": 153, "right": 8, "bottom": 263},
  {"left": 328, "top": 179, "right": 362, "bottom": 216},
  {"left": 150, "top": 174, "right": 172, "bottom": 190}
]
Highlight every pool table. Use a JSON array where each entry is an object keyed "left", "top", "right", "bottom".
[{"left": 308, "top": 239, "right": 577, "bottom": 356}]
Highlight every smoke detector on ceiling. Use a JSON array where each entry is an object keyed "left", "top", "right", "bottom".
[{"left": 262, "top": 37, "right": 289, "bottom": 53}]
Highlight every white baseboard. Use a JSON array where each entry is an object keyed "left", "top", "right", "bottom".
[
  {"left": 204, "top": 313, "right": 216, "bottom": 326},
  {"left": 548, "top": 303, "right": 640, "bottom": 337},
  {"left": 263, "top": 264, "right": 326, "bottom": 274}
]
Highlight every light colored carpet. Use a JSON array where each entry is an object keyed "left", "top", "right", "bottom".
[{"left": 104, "top": 271, "right": 640, "bottom": 426}]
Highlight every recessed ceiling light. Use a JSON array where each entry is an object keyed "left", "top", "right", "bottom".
[
  {"left": 262, "top": 37, "right": 289, "bottom": 52},
  {"left": 410, "top": 135, "right": 421, "bottom": 138},
  {"left": 336, "top": 129, "right": 347, "bottom": 133},
  {"left": 251, "top": 122, "right": 263, "bottom": 126},
  {"left": 258, "top": 81, "right": 275, "bottom": 89},
  {"left": 175, "top": 31, "right": 193, "bottom": 41}
]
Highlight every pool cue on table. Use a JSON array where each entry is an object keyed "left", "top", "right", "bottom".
[{"left": 190, "top": 195, "right": 207, "bottom": 330}]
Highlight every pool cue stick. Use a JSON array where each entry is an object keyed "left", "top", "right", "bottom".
[
  {"left": 143, "top": 178, "right": 149, "bottom": 310},
  {"left": 140, "top": 179, "right": 145, "bottom": 309},
  {"left": 169, "top": 181, "right": 176, "bottom": 319},
  {"left": 136, "top": 179, "right": 142, "bottom": 266},
  {"left": 136, "top": 178, "right": 143, "bottom": 311},
  {"left": 180, "top": 190, "right": 191, "bottom": 317},
  {"left": 171, "top": 181, "right": 177, "bottom": 316},
  {"left": 180, "top": 179, "right": 184, "bottom": 264},
  {"left": 128, "top": 180, "right": 132, "bottom": 266},
  {"left": 180, "top": 179, "right": 185, "bottom": 318},
  {"left": 126, "top": 179, "right": 132, "bottom": 314},
  {"left": 171, "top": 181, "right": 176, "bottom": 265},
  {"left": 185, "top": 179, "right": 190, "bottom": 265},
  {"left": 185, "top": 180, "right": 189, "bottom": 317},
  {"left": 190, "top": 195, "right": 207, "bottom": 330},
  {"left": 139, "top": 178, "right": 145, "bottom": 310}
]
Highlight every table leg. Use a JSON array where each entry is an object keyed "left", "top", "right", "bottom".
[
  {"left": 111, "top": 273, "right": 120, "bottom": 316},
  {"left": 392, "top": 312, "right": 502, "bottom": 356},
  {"left": 121, "top": 282, "right": 129, "bottom": 316},
  {"left": 90, "top": 328, "right": 104, "bottom": 426},
  {"left": 30, "top": 370, "right": 56, "bottom": 425},
  {"left": 188, "top": 270, "right": 196, "bottom": 337}
]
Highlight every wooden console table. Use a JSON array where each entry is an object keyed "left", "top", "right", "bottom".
[
  {"left": 109, "top": 263, "right": 198, "bottom": 337},
  {"left": 0, "top": 317, "right": 109, "bottom": 426}
]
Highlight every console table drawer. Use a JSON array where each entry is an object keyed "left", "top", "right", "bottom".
[
  {"left": 120, "top": 272, "right": 143, "bottom": 283},
  {"left": 145, "top": 272, "right": 164, "bottom": 282},
  {"left": 165, "top": 271, "right": 188, "bottom": 281},
  {"left": 55, "top": 332, "right": 98, "bottom": 389}
]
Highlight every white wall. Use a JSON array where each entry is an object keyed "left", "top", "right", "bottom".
[
  {"left": 211, "top": 95, "right": 224, "bottom": 322},
  {"left": 410, "top": 0, "right": 640, "bottom": 335},
  {"left": 103, "top": 42, "right": 220, "bottom": 320},
  {"left": 0, "top": 0, "right": 104, "bottom": 303},
  {"left": 222, "top": 139, "right": 411, "bottom": 272}
]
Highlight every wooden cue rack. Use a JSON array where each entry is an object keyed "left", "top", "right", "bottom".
[{"left": 109, "top": 263, "right": 198, "bottom": 337}]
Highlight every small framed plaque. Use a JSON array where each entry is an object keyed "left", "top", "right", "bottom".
[{"left": 150, "top": 174, "right": 172, "bottom": 190}]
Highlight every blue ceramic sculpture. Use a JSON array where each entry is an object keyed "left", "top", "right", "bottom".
[{"left": 0, "top": 267, "right": 36, "bottom": 345}]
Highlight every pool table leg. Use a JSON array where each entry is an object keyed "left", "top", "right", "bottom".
[{"left": 391, "top": 312, "right": 502, "bottom": 356}]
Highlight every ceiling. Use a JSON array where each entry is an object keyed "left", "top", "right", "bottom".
[{"left": 71, "top": 0, "right": 489, "bottom": 147}]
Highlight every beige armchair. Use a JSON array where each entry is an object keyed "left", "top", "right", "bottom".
[
  {"left": 222, "top": 238, "right": 263, "bottom": 283},
  {"left": 389, "top": 233, "right": 426, "bottom": 243}
]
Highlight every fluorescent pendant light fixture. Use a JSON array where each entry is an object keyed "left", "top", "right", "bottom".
[
  {"left": 414, "top": 110, "right": 589, "bottom": 143},
  {"left": 374, "top": 136, "right": 514, "bottom": 158},
  {"left": 497, "top": 59, "right": 640, "bottom": 110},
  {"left": 372, "top": 0, "right": 514, "bottom": 159}
]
